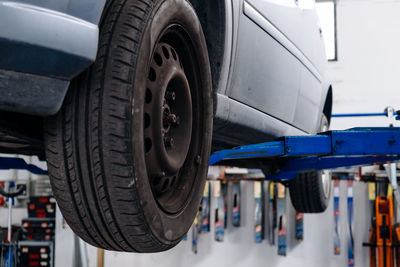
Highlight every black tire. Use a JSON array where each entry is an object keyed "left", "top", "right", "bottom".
[
  {"left": 44, "top": 0, "right": 212, "bottom": 252},
  {"left": 288, "top": 170, "right": 331, "bottom": 213},
  {"left": 288, "top": 115, "right": 331, "bottom": 213}
]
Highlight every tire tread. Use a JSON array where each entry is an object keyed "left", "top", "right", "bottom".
[{"left": 44, "top": 0, "right": 170, "bottom": 252}]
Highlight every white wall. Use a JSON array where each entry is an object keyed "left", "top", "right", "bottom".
[
  {"left": 329, "top": 0, "right": 400, "bottom": 129},
  {"left": 85, "top": 1, "right": 400, "bottom": 266}
]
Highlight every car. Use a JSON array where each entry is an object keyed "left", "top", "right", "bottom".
[{"left": 0, "top": 0, "right": 332, "bottom": 252}]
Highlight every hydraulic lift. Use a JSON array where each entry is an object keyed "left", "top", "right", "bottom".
[
  {"left": 209, "top": 126, "right": 400, "bottom": 267},
  {"left": 210, "top": 127, "right": 400, "bottom": 181}
]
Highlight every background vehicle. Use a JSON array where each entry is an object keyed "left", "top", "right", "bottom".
[{"left": 0, "top": 0, "right": 332, "bottom": 252}]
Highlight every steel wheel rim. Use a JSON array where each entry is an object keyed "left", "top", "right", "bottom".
[
  {"left": 321, "top": 170, "right": 331, "bottom": 199},
  {"left": 143, "top": 26, "right": 202, "bottom": 214}
]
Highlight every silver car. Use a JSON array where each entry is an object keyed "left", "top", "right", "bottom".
[{"left": 0, "top": 0, "right": 332, "bottom": 252}]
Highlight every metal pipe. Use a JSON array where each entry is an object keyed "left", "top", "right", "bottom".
[
  {"left": 6, "top": 196, "right": 12, "bottom": 267},
  {"left": 332, "top": 112, "right": 396, "bottom": 118},
  {"left": 389, "top": 163, "right": 400, "bottom": 209},
  {"left": 79, "top": 238, "right": 89, "bottom": 267},
  {"left": 97, "top": 249, "right": 104, "bottom": 267}
]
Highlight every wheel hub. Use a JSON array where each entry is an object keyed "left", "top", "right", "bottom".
[{"left": 321, "top": 170, "right": 331, "bottom": 198}]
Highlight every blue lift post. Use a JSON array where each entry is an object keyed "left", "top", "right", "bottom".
[{"left": 209, "top": 127, "right": 400, "bottom": 181}]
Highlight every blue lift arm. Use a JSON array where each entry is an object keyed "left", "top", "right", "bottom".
[{"left": 209, "top": 127, "right": 400, "bottom": 180}]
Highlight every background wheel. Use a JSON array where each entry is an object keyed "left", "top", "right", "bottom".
[
  {"left": 44, "top": 0, "right": 212, "bottom": 252},
  {"left": 288, "top": 115, "right": 331, "bottom": 213}
]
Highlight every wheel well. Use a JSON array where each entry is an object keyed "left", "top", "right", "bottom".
[
  {"left": 189, "top": 0, "right": 226, "bottom": 91},
  {"left": 323, "top": 86, "right": 333, "bottom": 124},
  {"left": 0, "top": 110, "right": 45, "bottom": 158}
]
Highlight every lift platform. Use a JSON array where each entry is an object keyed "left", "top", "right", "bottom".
[{"left": 210, "top": 127, "right": 400, "bottom": 181}]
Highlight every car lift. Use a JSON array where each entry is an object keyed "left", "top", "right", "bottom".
[
  {"left": 209, "top": 126, "right": 400, "bottom": 267},
  {"left": 210, "top": 127, "right": 400, "bottom": 181}
]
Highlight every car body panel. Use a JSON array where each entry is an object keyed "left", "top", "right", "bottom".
[
  {"left": 0, "top": 0, "right": 106, "bottom": 24},
  {"left": 0, "top": 0, "right": 106, "bottom": 115},
  {"left": 213, "top": 0, "right": 234, "bottom": 96},
  {"left": 246, "top": 0, "right": 304, "bottom": 57},
  {"left": 0, "top": 1, "right": 100, "bottom": 79},
  {"left": 0, "top": 69, "right": 69, "bottom": 115},
  {"left": 213, "top": 93, "right": 305, "bottom": 148},
  {"left": 298, "top": 0, "right": 328, "bottom": 73},
  {"left": 214, "top": 0, "right": 329, "bottom": 139},
  {"left": 228, "top": 0, "right": 302, "bottom": 127}
]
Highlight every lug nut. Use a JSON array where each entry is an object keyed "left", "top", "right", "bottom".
[
  {"left": 166, "top": 91, "right": 176, "bottom": 101},
  {"left": 195, "top": 155, "right": 201, "bottom": 165},
  {"left": 168, "top": 114, "right": 177, "bottom": 124},
  {"left": 164, "top": 137, "right": 174, "bottom": 148}
]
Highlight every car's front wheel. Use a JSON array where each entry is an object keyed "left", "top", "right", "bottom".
[{"left": 44, "top": 0, "right": 213, "bottom": 252}]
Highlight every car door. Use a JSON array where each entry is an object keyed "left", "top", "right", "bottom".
[
  {"left": 228, "top": 0, "right": 305, "bottom": 126},
  {"left": 292, "top": 0, "right": 327, "bottom": 132}
]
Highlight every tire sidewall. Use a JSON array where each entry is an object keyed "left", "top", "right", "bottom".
[{"left": 131, "top": 0, "right": 212, "bottom": 245}]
